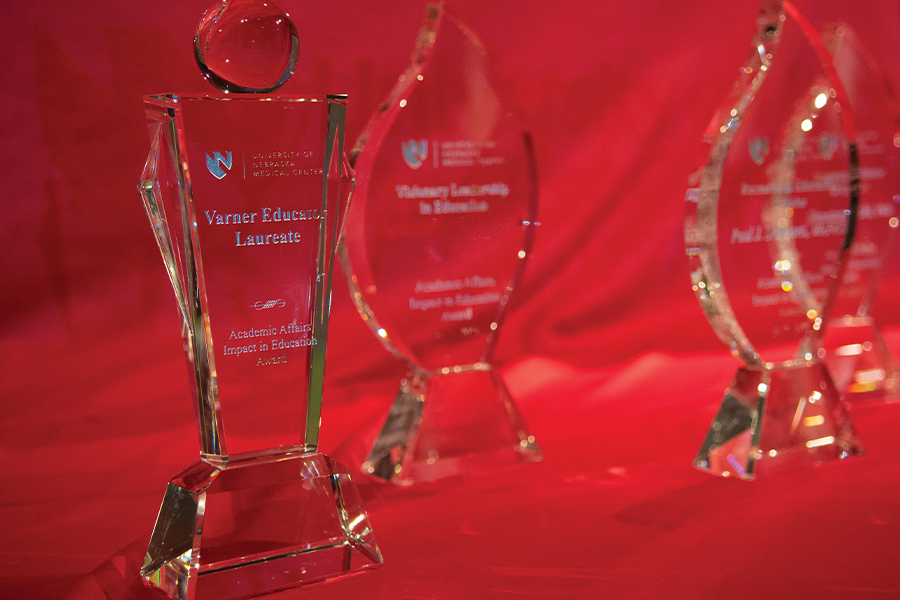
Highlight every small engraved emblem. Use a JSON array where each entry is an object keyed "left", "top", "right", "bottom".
[
  {"left": 251, "top": 299, "right": 286, "bottom": 310},
  {"left": 748, "top": 137, "right": 769, "bottom": 166},
  {"left": 818, "top": 133, "right": 838, "bottom": 160},
  {"left": 401, "top": 140, "right": 428, "bottom": 169},
  {"left": 206, "top": 151, "right": 233, "bottom": 179}
]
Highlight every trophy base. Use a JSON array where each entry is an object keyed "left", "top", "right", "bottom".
[
  {"left": 362, "top": 367, "right": 542, "bottom": 485},
  {"left": 824, "top": 316, "right": 900, "bottom": 401},
  {"left": 694, "top": 362, "right": 863, "bottom": 480},
  {"left": 141, "top": 451, "right": 382, "bottom": 600}
]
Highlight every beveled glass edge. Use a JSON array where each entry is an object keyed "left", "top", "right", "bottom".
[
  {"left": 439, "top": 5, "right": 541, "bottom": 367},
  {"left": 687, "top": 1, "right": 785, "bottom": 366},
  {"left": 339, "top": 240, "right": 415, "bottom": 370},
  {"left": 339, "top": 2, "right": 444, "bottom": 373},
  {"left": 168, "top": 98, "right": 226, "bottom": 457},
  {"left": 305, "top": 98, "right": 348, "bottom": 450},
  {"left": 144, "top": 93, "right": 347, "bottom": 103},
  {"left": 141, "top": 98, "right": 226, "bottom": 456},
  {"left": 482, "top": 130, "right": 539, "bottom": 365},
  {"left": 139, "top": 121, "right": 188, "bottom": 321},
  {"left": 687, "top": 1, "right": 860, "bottom": 368},
  {"left": 347, "top": 4, "right": 441, "bottom": 168},
  {"left": 142, "top": 450, "right": 381, "bottom": 598}
]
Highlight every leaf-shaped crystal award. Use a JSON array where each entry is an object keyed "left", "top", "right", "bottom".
[
  {"left": 137, "top": 2, "right": 380, "bottom": 598},
  {"left": 685, "top": 1, "right": 863, "bottom": 479},
  {"left": 820, "top": 23, "right": 900, "bottom": 401},
  {"left": 340, "top": 4, "right": 542, "bottom": 485}
]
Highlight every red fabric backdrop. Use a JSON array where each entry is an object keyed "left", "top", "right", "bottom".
[{"left": 2, "top": 1, "right": 900, "bottom": 599}]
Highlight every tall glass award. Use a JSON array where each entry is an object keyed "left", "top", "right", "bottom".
[
  {"left": 339, "top": 4, "right": 542, "bottom": 485},
  {"left": 821, "top": 23, "right": 900, "bottom": 401},
  {"left": 137, "top": 2, "right": 381, "bottom": 598},
  {"left": 685, "top": 1, "right": 863, "bottom": 479}
]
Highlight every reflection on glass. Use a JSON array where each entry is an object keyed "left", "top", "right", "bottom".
[
  {"left": 685, "top": 1, "right": 863, "bottom": 479},
  {"left": 136, "top": 4, "right": 380, "bottom": 598},
  {"left": 194, "top": 0, "right": 299, "bottom": 93},
  {"left": 340, "top": 4, "right": 542, "bottom": 485},
  {"left": 820, "top": 23, "right": 900, "bottom": 401}
]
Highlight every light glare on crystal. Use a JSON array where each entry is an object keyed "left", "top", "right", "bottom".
[
  {"left": 806, "top": 436, "right": 836, "bottom": 448},
  {"left": 194, "top": 0, "right": 299, "bottom": 93}
]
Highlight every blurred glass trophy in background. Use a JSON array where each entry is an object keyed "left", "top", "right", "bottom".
[
  {"left": 820, "top": 23, "right": 900, "bottom": 401},
  {"left": 339, "top": 3, "right": 542, "bottom": 485},
  {"left": 136, "top": 1, "right": 381, "bottom": 598},
  {"left": 685, "top": 1, "right": 863, "bottom": 480}
]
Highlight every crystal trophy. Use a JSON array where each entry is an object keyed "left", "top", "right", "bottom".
[
  {"left": 136, "top": 2, "right": 381, "bottom": 598},
  {"left": 339, "top": 4, "right": 542, "bottom": 485},
  {"left": 684, "top": 1, "right": 863, "bottom": 479},
  {"left": 820, "top": 23, "right": 900, "bottom": 400}
]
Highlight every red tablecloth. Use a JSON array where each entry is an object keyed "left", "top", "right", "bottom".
[
  {"left": 2, "top": 0, "right": 900, "bottom": 598},
  {"left": 3, "top": 324, "right": 900, "bottom": 599}
]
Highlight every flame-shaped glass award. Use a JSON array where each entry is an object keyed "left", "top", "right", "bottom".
[
  {"left": 821, "top": 23, "right": 900, "bottom": 400},
  {"left": 685, "top": 1, "right": 863, "bottom": 479},
  {"left": 137, "top": 2, "right": 381, "bottom": 598},
  {"left": 339, "top": 4, "right": 542, "bottom": 485}
]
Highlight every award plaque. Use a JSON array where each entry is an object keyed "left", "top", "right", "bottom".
[
  {"left": 339, "top": 4, "right": 542, "bottom": 485},
  {"left": 685, "top": 1, "right": 863, "bottom": 479},
  {"left": 137, "top": 2, "right": 381, "bottom": 599},
  {"left": 821, "top": 23, "right": 900, "bottom": 400}
]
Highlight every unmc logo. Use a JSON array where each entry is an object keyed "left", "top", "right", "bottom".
[
  {"left": 401, "top": 140, "right": 427, "bottom": 169},
  {"left": 818, "top": 133, "right": 838, "bottom": 160},
  {"left": 748, "top": 137, "right": 769, "bottom": 166},
  {"left": 206, "top": 151, "right": 233, "bottom": 179}
]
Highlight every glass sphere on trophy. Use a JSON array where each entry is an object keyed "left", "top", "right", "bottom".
[
  {"left": 820, "top": 23, "right": 900, "bottom": 401},
  {"left": 684, "top": 1, "right": 863, "bottom": 479},
  {"left": 136, "top": 1, "right": 381, "bottom": 598},
  {"left": 340, "top": 4, "right": 542, "bottom": 485}
]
